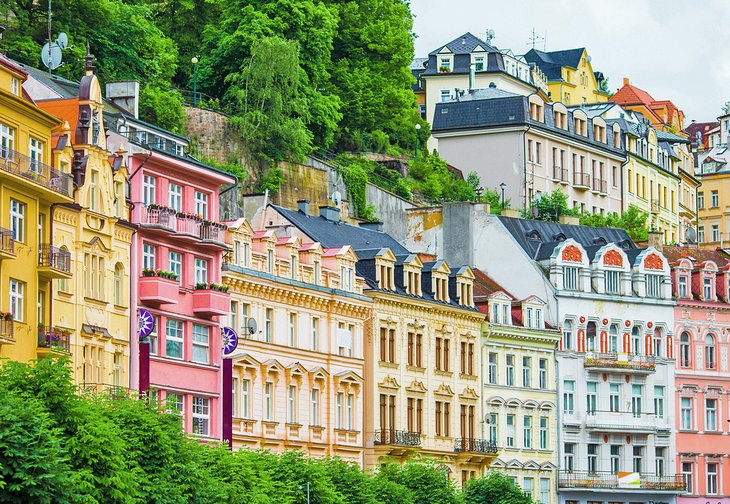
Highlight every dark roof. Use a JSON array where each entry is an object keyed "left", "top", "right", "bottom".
[
  {"left": 497, "top": 216, "right": 636, "bottom": 261},
  {"left": 655, "top": 129, "right": 690, "bottom": 144},
  {"left": 429, "top": 32, "right": 497, "bottom": 56},
  {"left": 662, "top": 245, "right": 730, "bottom": 267},
  {"left": 524, "top": 48, "right": 586, "bottom": 81},
  {"left": 271, "top": 205, "right": 411, "bottom": 255}
]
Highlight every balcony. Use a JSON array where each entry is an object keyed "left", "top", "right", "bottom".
[
  {"left": 139, "top": 206, "right": 177, "bottom": 233},
  {"left": 0, "top": 316, "right": 14, "bottom": 343},
  {"left": 200, "top": 221, "right": 227, "bottom": 247},
  {"left": 0, "top": 147, "right": 72, "bottom": 197},
  {"left": 592, "top": 178, "right": 607, "bottom": 194},
  {"left": 79, "top": 383, "right": 131, "bottom": 398},
  {"left": 37, "top": 245, "right": 72, "bottom": 280},
  {"left": 192, "top": 287, "right": 229, "bottom": 317},
  {"left": 0, "top": 227, "right": 15, "bottom": 260},
  {"left": 37, "top": 326, "right": 71, "bottom": 353},
  {"left": 585, "top": 410, "right": 664, "bottom": 433},
  {"left": 573, "top": 171, "right": 591, "bottom": 189},
  {"left": 454, "top": 438, "right": 498, "bottom": 454},
  {"left": 139, "top": 273, "right": 180, "bottom": 306},
  {"left": 558, "top": 471, "right": 685, "bottom": 493},
  {"left": 584, "top": 352, "right": 656, "bottom": 373},
  {"left": 651, "top": 199, "right": 660, "bottom": 214},
  {"left": 373, "top": 429, "right": 421, "bottom": 447},
  {"left": 176, "top": 214, "right": 202, "bottom": 240},
  {"left": 552, "top": 167, "right": 568, "bottom": 184}
]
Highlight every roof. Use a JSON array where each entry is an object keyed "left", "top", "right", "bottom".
[
  {"left": 410, "top": 58, "right": 428, "bottom": 70},
  {"left": 524, "top": 48, "right": 586, "bottom": 81},
  {"left": 429, "top": 32, "right": 497, "bottom": 56},
  {"left": 610, "top": 79, "right": 656, "bottom": 106},
  {"left": 655, "top": 129, "right": 690, "bottom": 144},
  {"left": 662, "top": 245, "right": 729, "bottom": 268},
  {"left": 473, "top": 268, "right": 515, "bottom": 301},
  {"left": 271, "top": 205, "right": 410, "bottom": 255}
]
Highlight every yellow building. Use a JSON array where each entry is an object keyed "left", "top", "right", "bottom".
[
  {"left": 223, "top": 218, "right": 372, "bottom": 465},
  {"left": 474, "top": 270, "right": 561, "bottom": 504},
  {"left": 0, "top": 56, "right": 74, "bottom": 362},
  {"left": 36, "top": 54, "right": 133, "bottom": 391},
  {"left": 524, "top": 48, "right": 609, "bottom": 105}
]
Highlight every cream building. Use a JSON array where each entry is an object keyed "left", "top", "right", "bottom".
[{"left": 223, "top": 218, "right": 371, "bottom": 465}]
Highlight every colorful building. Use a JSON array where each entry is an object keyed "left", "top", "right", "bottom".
[
  {"left": 610, "top": 78, "right": 686, "bottom": 134},
  {"left": 524, "top": 48, "right": 610, "bottom": 105},
  {"left": 0, "top": 56, "right": 74, "bottom": 362},
  {"left": 475, "top": 269, "right": 561, "bottom": 504},
  {"left": 432, "top": 92, "right": 626, "bottom": 214},
  {"left": 36, "top": 54, "right": 134, "bottom": 391},
  {"left": 694, "top": 110, "right": 730, "bottom": 246},
  {"left": 222, "top": 217, "right": 371, "bottom": 464},
  {"left": 257, "top": 202, "right": 493, "bottom": 486},
  {"left": 663, "top": 246, "right": 730, "bottom": 504}
]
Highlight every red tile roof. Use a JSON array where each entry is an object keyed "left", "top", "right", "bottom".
[{"left": 661, "top": 245, "right": 730, "bottom": 267}]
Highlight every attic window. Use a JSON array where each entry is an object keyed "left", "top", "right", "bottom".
[
  {"left": 458, "top": 279, "right": 474, "bottom": 307},
  {"left": 526, "top": 230, "right": 542, "bottom": 241},
  {"left": 405, "top": 269, "right": 422, "bottom": 296},
  {"left": 619, "top": 239, "right": 632, "bottom": 250},
  {"left": 592, "top": 237, "right": 607, "bottom": 246},
  {"left": 433, "top": 275, "right": 449, "bottom": 302},
  {"left": 378, "top": 263, "right": 394, "bottom": 291},
  {"left": 441, "top": 108, "right": 449, "bottom": 114},
  {"left": 552, "top": 233, "right": 567, "bottom": 241}
]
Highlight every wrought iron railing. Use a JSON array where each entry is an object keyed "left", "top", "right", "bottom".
[
  {"left": 176, "top": 214, "right": 202, "bottom": 236},
  {"left": 0, "top": 146, "right": 72, "bottom": 196},
  {"left": 574, "top": 171, "right": 591, "bottom": 187},
  {"left": 79, "top": 383, "right": 131, "bottom": 398},
  {"left": 373, "top": 429, "right": 421, "bottom": 447},
  {"left": 37, "top": 327, "right": 71, "bottom": 352},
  {"left": 454, "top": 438, "right": 498, "bottom": 454},
  {"left": 38, "top": 245, "right": 71, "bottom": 273},
  {"left": 200, "top": 221, "right": 225, "bottom": 243},
  {"left": 558, "top": 471, "right": 685, "bottom": 491},
  {"left": 141, "top": 206, "right": 177, "bottom": 230},
  {"left": 0, "top": 317, "right": 14, "bottom": 341},
  {"left": 0, "top": 227, "right": 14, "bottom": 255},
  {"left": 584, "top": 352, "right": 656, "bottom": 371}
]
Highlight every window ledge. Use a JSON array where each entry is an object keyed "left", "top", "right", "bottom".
[
  {"left": 434, "top": 370, "right": 453, "bottom": 377},
  {"left": 113, "top": 304, "right": 128, "bottom": 311},
  {"left": 379, "top": 361, "right": 399, "bottom": 369},
  {"left": 262, "top": 420, "right": 279, "bottom": 427},
  {"left": 84, "top": 297, "right": 108, "bottom": 306},
  {"left": 406, "top": 365, "right": 426, "bottom": 372}
]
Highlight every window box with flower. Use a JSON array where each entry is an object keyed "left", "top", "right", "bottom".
[
  {"left": 192, "top": 282, "right": 230, "bottom": 317},
  {"left": 139, "top": 269, "right": 180, "bottom": 306}
]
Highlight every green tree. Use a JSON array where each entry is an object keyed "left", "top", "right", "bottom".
[
  {"left": 138, "top": 85, "right": 187, "bottom": 133},
  {"left": 374, "top": 460, "right": 460, "bottom": 504},
  {"left": 464, "top": 472, "right": 535, "bottom": 504},
  {"left": 578, "top": 205, "right": 649, "bottom": 242},
  {"left": 532, "top": 189, "right": 579, "bottom": 222}
]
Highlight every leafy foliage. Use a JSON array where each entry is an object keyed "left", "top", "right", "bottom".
[
  {"left": 464, "top": 471, "right": 535, "bottom": 504},
  {"left": 529, "top": 189, "right": 580, "bottom": 222},
  {"left": 407, "top": 153, "right": 476, "bottom": 202},
  {"left": 139, "top": 85, "right": 187, "bottom": 134},
  {"left": 257, "top": 166, "right": 286, "bottom": 195},
  {"left": 579, "top": 204, "right": 650, "bottom": 241}
]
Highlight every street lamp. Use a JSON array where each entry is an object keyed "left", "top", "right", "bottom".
[
  {"left": 499, "top": 182, "right": 506, "bottom": 209},
  {"left": 415, "top": 123, "right": 422, "bottom": 161},
  {"left": 191, "top": 56, "right": 199, "bottom": 107}
]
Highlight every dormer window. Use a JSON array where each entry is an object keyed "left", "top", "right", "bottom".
[
  {"left": 530, "top": 102, "right": 543, "bottom": 122},
  {"left": 340, "top": 266, "right": 354, "bottom": 291},
  {"left": 434, "top": 276, "right": 449, "bottom": 302},
  {"left": 593, "top": 124, "right": 606, "bottom": 143},
  {"left": 458, "top": 280, "right": 473, "bottom": 307},
  {"left": 678, "top": 274, "right": 688, "bottom": 298},
  {"left": 524, "top": 306, "right": 543, "bottom": 329},
  {"left": 604, "top": 269, "right": 621, "bottom": 295},
  {"left": 11, "top": 77, "right": 19, "bottom": 96},
  {"left": 472, "top": 55, "right": 485, "bottom": 71},
  {"left": 563, "top": 266, "right": 580, "bottom": 291},
  {"left": 554, "top": 110, "right": 567, "bottom": 129},
  {"left": 313, "top": 260, "right": 321, "bottom": 285},
  {"left": 438, "top": 56, "right": 452, "bottom": 72},
  {"left": 645, "top": 273, "right": 663, "bottom": 298},
  {"left": 405, "top": 270, "right": 422, "bottom": 296},
  {"left": 267, "top": 248, "right": 274, "bottom": 274},
  {"left": 574, "top": 117, "right": 587, "bottom": 136},
  {"left": 378, "top": 263, "right": 394, "bottom": 290},
  {"left": 703, "top": 276, "right": 714, "bottom": 300},
  {"left": 290, "top": 253, "right": 298, "bottom": 280},
  {"left": 491, "top": 302, "right": 510, "bottom": 325}
]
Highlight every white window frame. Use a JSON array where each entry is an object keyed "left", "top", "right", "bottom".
[
  {"left": 9, "top": 199, "right": 25, "bottom": 243},
  {"left": 191, "top": 324, "right": 209, "bottom": 364},
  {"left": 142, "top": 175, "right": 156, "bottom": 205},
  {"left": 0, "top": 123, "right": 14, "bottom": 158},
  {"left": 194, "top": 191, "right": 208, "bottom": 219},
  {"left": 9, "top": 279, "right": 24, "bottom": 322},
  {"left": 165, "top": 318, "right": 184, "bottom": 359},
  {"left": 168, "top": 183, "right": 183, "bottom": 211},
  {"left": 168, "top": 251, "right": 182, "bottom": 283},
  {"left": 29, "top": 137, "right": 43, "bottom": 172},
  {"left": 142, "top": 244, "right": 156, "bottom": 271},
  {"left": 192, "top": 396, "right": 209, "bottom": 436},
  {"left": 194, "top": 258, "right": 208, "bottom": 285},
  {"left": 563, "top": 266, "right": 580, "bottom": 291}
]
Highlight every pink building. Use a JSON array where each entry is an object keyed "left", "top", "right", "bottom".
[
  {"left": 665, "top": 246, "right": 730, "bottom": 503},
  {"left": 109, "top": 116, "right": 235, "bottom": 440}
]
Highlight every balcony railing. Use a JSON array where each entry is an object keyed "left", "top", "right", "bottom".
[
  {"left": 0, "top": 317, "right": 14, "bottom": 342},
  {"left": 80, "top": 383, "right": 131, "bottom": 398},
  {"left": 373, "top": 429, "right": 421, "bottom": 447},
  {"left": 140, "top": 206, "right": 177, "bottom": 231},
  {"left": 0, "top": 227, "right": 15, "bottom": 256},
  {"left": 454, "top": 438, "right": 498, "bottom": 454},
  {"left": 585, "top": 410, "right": 665, "bottom": 432},
  {"left": 0, "top": 146, "right": 72, "bottom": 197},
  {"left": 574, "top": 171, "right": 591, "bottom": 188},
  {"left": 558, "top": 471, "right": 685, "bottom": 492},
  {"left": 176, "top": 214, "right": 202, "bottom": 236},
  {"left": 592, "top": 178, "right": 607, "bottom": 193},
  {"left": 37, "top": 326, "right": 71, "bottom": 352},
  {"left": 553, "top": 166, "right": 568, "bottom": 182},
  {"left": 200, "top": 221, "right": 226, "bottom": 243},
  {"left": 38, "top": 245, "right": 71, "bottom": 273},
  {"left": 585, "top": 352, "right": 656, "bottom": 371}
]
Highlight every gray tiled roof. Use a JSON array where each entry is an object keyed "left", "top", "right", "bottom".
[
  {"left": 428, "top": 32, "right": 497, "bottom": 56},
  {"left": 524, "top": 48, "right": 586, "bottom": 82},
  {"left": 655, "top": 129, "right": 690, "bottom": 144}
]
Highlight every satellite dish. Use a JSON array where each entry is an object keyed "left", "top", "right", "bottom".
[
  {"left": 332, "top": 190, "right": 342, "bottom": 207},
  {"left": 586, "top": 55, "right": 592, "bottom": 63},
  {"left": 246, "top": 318, "right": 258, "bottom": 337},
  {"left": 41, "top": 42, "right": 63, "bottom": 70},
  {"left": 56, "top": 32, "right": 68, "bottom": 49},
  {"left": 685, "top": 227, "right": 697, "bottom": 244},
  {"left": 487, "top": 29, "right": 495, "bottom": 38}
]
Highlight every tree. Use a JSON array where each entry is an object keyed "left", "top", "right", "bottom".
[
  {"left": 578, "top": 205, "right": 649, "bottom": 242},
  {"left": 532, "top": 189, "right": 579, "bottom": 222},
  {"left": 464, "top": 472, "right": 535, "bottom": 504},
  {"left": 138, "top": 85, "right": 187, "bottom": 134}
]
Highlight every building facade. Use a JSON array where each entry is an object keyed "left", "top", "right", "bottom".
[
  {"left": 663, "top": 246, "right": 730, "bottom": 504},
  {"left": 475, "top": 269, "right": 561, "bottom": 504},
  {"left": 694, "top": 111, "right": 730, "bottom": 247},
  {"left": 0, "top": 57, "right": 74, "bottom": 362},
  {"left": 223, "top": 219, "right": 372, "bottom": 465},
  {"left": 610, "top": 78, "right": 686, "bottom": 134}
]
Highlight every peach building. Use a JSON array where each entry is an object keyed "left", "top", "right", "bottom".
[{"left": 664, "top": 246, "right": 730, "bottom": 503}]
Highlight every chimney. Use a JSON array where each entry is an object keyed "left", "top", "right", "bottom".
[
  {"left": 648, "top": 229, "right": 663, "bottom": 248},
  {"left": 623, "top": 77, "right": 630, "bottom": 86},
  {"left": 297, "top": 199, "right": 310, "bottom": 215},
  {"left": 469, "top": 63, "right": 476, "bottom": 91},
  {"left": 359, "top": 221, "right": 383, "bottom": 232},
  {"left": 559, "top": 215, "right": 580, "bottom": 226},
  {"left": 106, "top": 81, "right": 140, "bottom": 118},
  {"left": 319, "top": 205, "right": 340, "bottom": 222}
]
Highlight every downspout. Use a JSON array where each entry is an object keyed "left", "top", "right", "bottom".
[{"left": 523, "top": 124, "right": 532, "bottom": 212}]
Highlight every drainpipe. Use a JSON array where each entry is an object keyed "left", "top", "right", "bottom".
[{"left": 523, "top": 124, "right": 532, "bottom": 212}]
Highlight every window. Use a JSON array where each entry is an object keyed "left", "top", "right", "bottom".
[
  {"left": 706, "top": 334, "right": 717, "bottom": 369},
  {"left": 680, "top": 332, "right": 691, "bottom": 367},
  {"left": 114, "top": 263, "right": 123, "bottom": 305},
  {"left": 522, "top": 356, "right": 531, "bottom": 387},
  {"left": 586, "top": 382, "right": 597, "bottom": 414},
  {"left": 168, "top": 183, "right": 182, "bottom": 211},
  {"left": 610, "top": 445, "right": 621, "bottom": 474},
  {"left": 587, "top": 444, "right": 598, "bottom": 473},
  {"left": 711, "top": 190, "right": 719, "bottom": 207},
  {"left": 706, "top": 398, "right": 717, "bottom": 431},
  {"left": 711, "top": 224, "right": 720, "bottom": 243},
  {"left": 682, "top": 462, "right": 693, "bottom": 494},
  {"left": 194, "top": 191, "right": 208, "bottom": 218},
  {"left": 194, "top": 258, "right": 208, "bottom": 285},
  {"left": 434, "top": 400, "right": 450, "bottom": 437},
  {"left": 192, "top": 324, "right": 209, "bottom": 364},
  {"left": 265, "top": 308, "right": 272, "bottom": 343},
  {"left": 473, "top": 55, "right": 484, "bottom": 71},
  {"left": 698, "top": 225, "right": 705, "bottom": 243},
  {"left": 488, "top": 413, "right": 498, "bottom": 443},
  {"left": 346, "top": 393, "right": 354, "bottom": 430},
  {"left": 488, "top": 353, "right": 497, "bottom": 384},
  {"left": 631, "top": 384, "right": 643, "bottom": 417},
  {"left": 506, "top": 354, "right": 515, "bottom": 386},
  {"left": 165, "top": 319, "right": 184, "bottom": 359},
  {"left": 562, "top": 320, "right": 573, "bottom": 350},
  {"left": 704, "top": 276, "right": 714, "bottom": 300},
  {"left": 311, "top": 317, "right": 318, "bottom": 351},
  {"left": 646, "top": 274, "right": 663, "bottom": 298},
  {"left": 681, "top": 397, "right": 692, "bottom": 430},
  {"left": 380, "top": 327, "right": 396, "bottom": 363},
  {"left": 311, "top": 389, "right": 320, "bottom": 426},
  {"left": 288, "top": 385, "right": 297, "bottom": 423},
  {"left": 166, "top": 392, "right": 184, "bottom": 422},
  {"left": 435, "top": 335, "right": 449, "bottom": 371},
  {"left": 539, "top": 417, "right": 548, "bottom": 449},
  {"left": 267, "top": 249, "right": 274, "bottom": 274},
  {"left": 631, "top": 326, "right": 641, "bottom": 355},
  {"left": 523, "top": 477, "right": 533, "bottom": 498},
  {"left": 654, "top": 386, "right": 664, "bottom": 419},
  {"left": 264, "top": 382, "right": 273, "bottom": 421},
  {"left": 88, "top": 170, "right": 98, "bottom": 211},
  {"left": 608, "top": 324, "right": 618, "bottom": 353},
  {"left": 407, "top": 332, "right": 423, "bottom": 367},
  {"left": 241, "top": 379, "right": 250, "bottom": 418},
  {"left": 142, "top": 244, "right": 156, "bottom": 270},
  {"left": 527, "top": 139, "right": 534, "bottom": 162},
  {"left": 632, "top": 446, "right": 643, "bottom": 473},
  {"left": 707, "top": 463, "right": 718, "bottom": 495},
  {"left": 168, "top": 251, "right": 182, "bottom": 283},
  {"left": 563, "top": 380, "right": 575, "bottom": 415},
  {"left": 678, "top": 275, "right": 688, "bottom": 298},
  {"left": 538, "top": 359, "right": 547, "bottom": 389},
  {"left": 539, "top": 478, "right": 549, "bottom": 504},
  {"left": 83, "top": 253, "right": 105, "bottom": 300},
  {"left": 288, "top": 313, "right": 297, "bottom": 347},
  {"left": 563, "top": 266, "right": 579, "bottom": 291},
  {"left": 11, "top": 77, "right": 18, "bottom": 95},
  {"left": 655, "top": 447, "right": 665, "bottom": 476},
  {"left": 523, "top": 416, "right": 532, "bottom": 449},
  {"left": 9, "top": 279, "right": 24, "bottom": 322},
  {"left": 698, "top": 191, "right": 705, "bottom": 209},
  {"left": 9, "top": 199, "right": 25, "bottom": 243},
  {"left": 192, "top": 397, "right": 209, "bottom": 436},
  {"left": 586, "top": 322, "right": 597, "bottom": 352},
  {"left": 148, "top": 315, "right": 158, "bottom": 355},
  {"left": 506, "top": 414, "right": 515, "bottom": 447},
  {"left": 231, "top": 378, "right": 238, "bottom": 417},
  {"left": 609, "top": 383, "right": 620, "bottom": 412},
  {"left": 28, "top": 137, "right": 43, "bottom": 173},
  {"left": 604, "top": 269, "right": 620, "bottom": 294},
  {"left": 407, "top": 397, "right": 423, "bottom": 433},
  {"left": 440, "top": 89, "right": 450, "bottom": 102},
  {"left": 142, "top": 175, "right": 156, "bottom": 205},
  {"left": 564, "top": 443, "right": 575, "bottom": 471}
]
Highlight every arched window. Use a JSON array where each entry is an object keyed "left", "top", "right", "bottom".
[
  {"left": 680, "top": 332, "right": 691, "bottom": 368},
  {"left": 631, "top": 326, "right": 641, "bottom": 355},
  {"left": 706, "top": 334, "right": 717, "bottom": 370},
  {"left": 653, "top": 328, "right": 663, "bottom": 358},
  {"left": 562, "top": 320, "right": 573, "bottom": 351},
  {"left": 114, "top": 263, "right": 123, "bottom": 306},
  {"left": 586, "top": 322, "right": 597, "bottom": 352},
  {"left": 609, "top": 324, "right": 619, "bottom": 353}
]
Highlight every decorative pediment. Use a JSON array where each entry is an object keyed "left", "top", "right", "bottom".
[
  {"left": 603, "top": 249, "right": 625, "bottom": 268},
  {"left": 455, "top": 265, "right": 475, "bottom": 280},
  {"left": 521, "top": 295, "right": 546, "bottom": 306},
  {"left": 487, "top": 396, "right": 505, "bottom": 407},
  {"left": 403, "top": 254, "right": 423, "bottom": 270},
  {"left": 438, "top": 47, "right": 452, "bottom": 54},
  {"left": 506, "top": 398, "right": 521, "bottom": 408},
  {"left": 539, "top": 401, "right": 556, "bottom": 410},
  {"left": 87, "top": 236, "right": 111, "bottom": 253},
  {"left": 434, "top": 384, "right": 455, "bottom": 397},
  {"left": 472, "top": 45, "right": 486, "bottom": 53},
  {"left": 523, "top": 400, "right": 539, "bottom": 409},
  {"left": 490, "top": 458, "right": 506, "bottom": 469},
  {"left": 334, "top": 370, "right": 363, "bottom": 389},
  {"left": 375, "top": 248, "right": 397, "bottom": 263},
  {"left": 524, "top": 461, "right": 541, "bottom": 470},
  {"left": 308, "top": 366, "right": 329, "bottom": 384},
  {"left": 562, "top": 244, "right": 583, "bottom": 263},
  {"left": 378, "top": 375, "right": 400, "bottom": 391},
  {"left": 458, "top": 386, "right": 479, "bottom": 401},
  {"left": 262, "top": 358, "right": 285, "bottom": 374},
  {"left": 644, "top": 253, "right": 664, "bottom": 270},
  {"left": 232, "top": 353, "right": 260, "bottom": 370},
  {"left": 406, "top": 380, "right": 428, "bottom": 394},
  {"left": 285, "top": 362, "right": 307, "bottom": 379},
  {"left": 431, "top": 260, "right": 452, "bottom": 276},
  {"left": 228, "top": 217, "right": 254, "bottom": 237},
  {"left": 489, "top": 291, "right": 513, "bottom": 302},
  {"left": 506, "top": 459, "right": 524, "bottom": 469},
  {"left": 540, "top": 462, "right": 558, "bottom": 471}
]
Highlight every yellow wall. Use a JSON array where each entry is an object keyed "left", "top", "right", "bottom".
[
  {"left": 696, "top": 172, "right": 730, "bottom": 246},
  {"left": 549, "top": 50, "right": 608, "bottom": 105}
]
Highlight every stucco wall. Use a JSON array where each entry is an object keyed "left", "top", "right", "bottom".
[{"left": 365, "top": 183, "right": 417, "bottom": 242}]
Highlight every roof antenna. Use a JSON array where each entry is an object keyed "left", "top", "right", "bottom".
[
  {"left": 527, "top": 28, "right": 544, "bottom": 50},
  {"left": 40, "top": 0, "right": 69, "bottom": 73}
]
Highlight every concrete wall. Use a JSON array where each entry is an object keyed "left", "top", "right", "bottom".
[{"left": 365, "top": 183, "right": 417, "bottom": 242}]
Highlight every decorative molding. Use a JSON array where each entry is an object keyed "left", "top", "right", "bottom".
[{"left": 562, "top": 244, "right": 583, "bottom": 263}]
